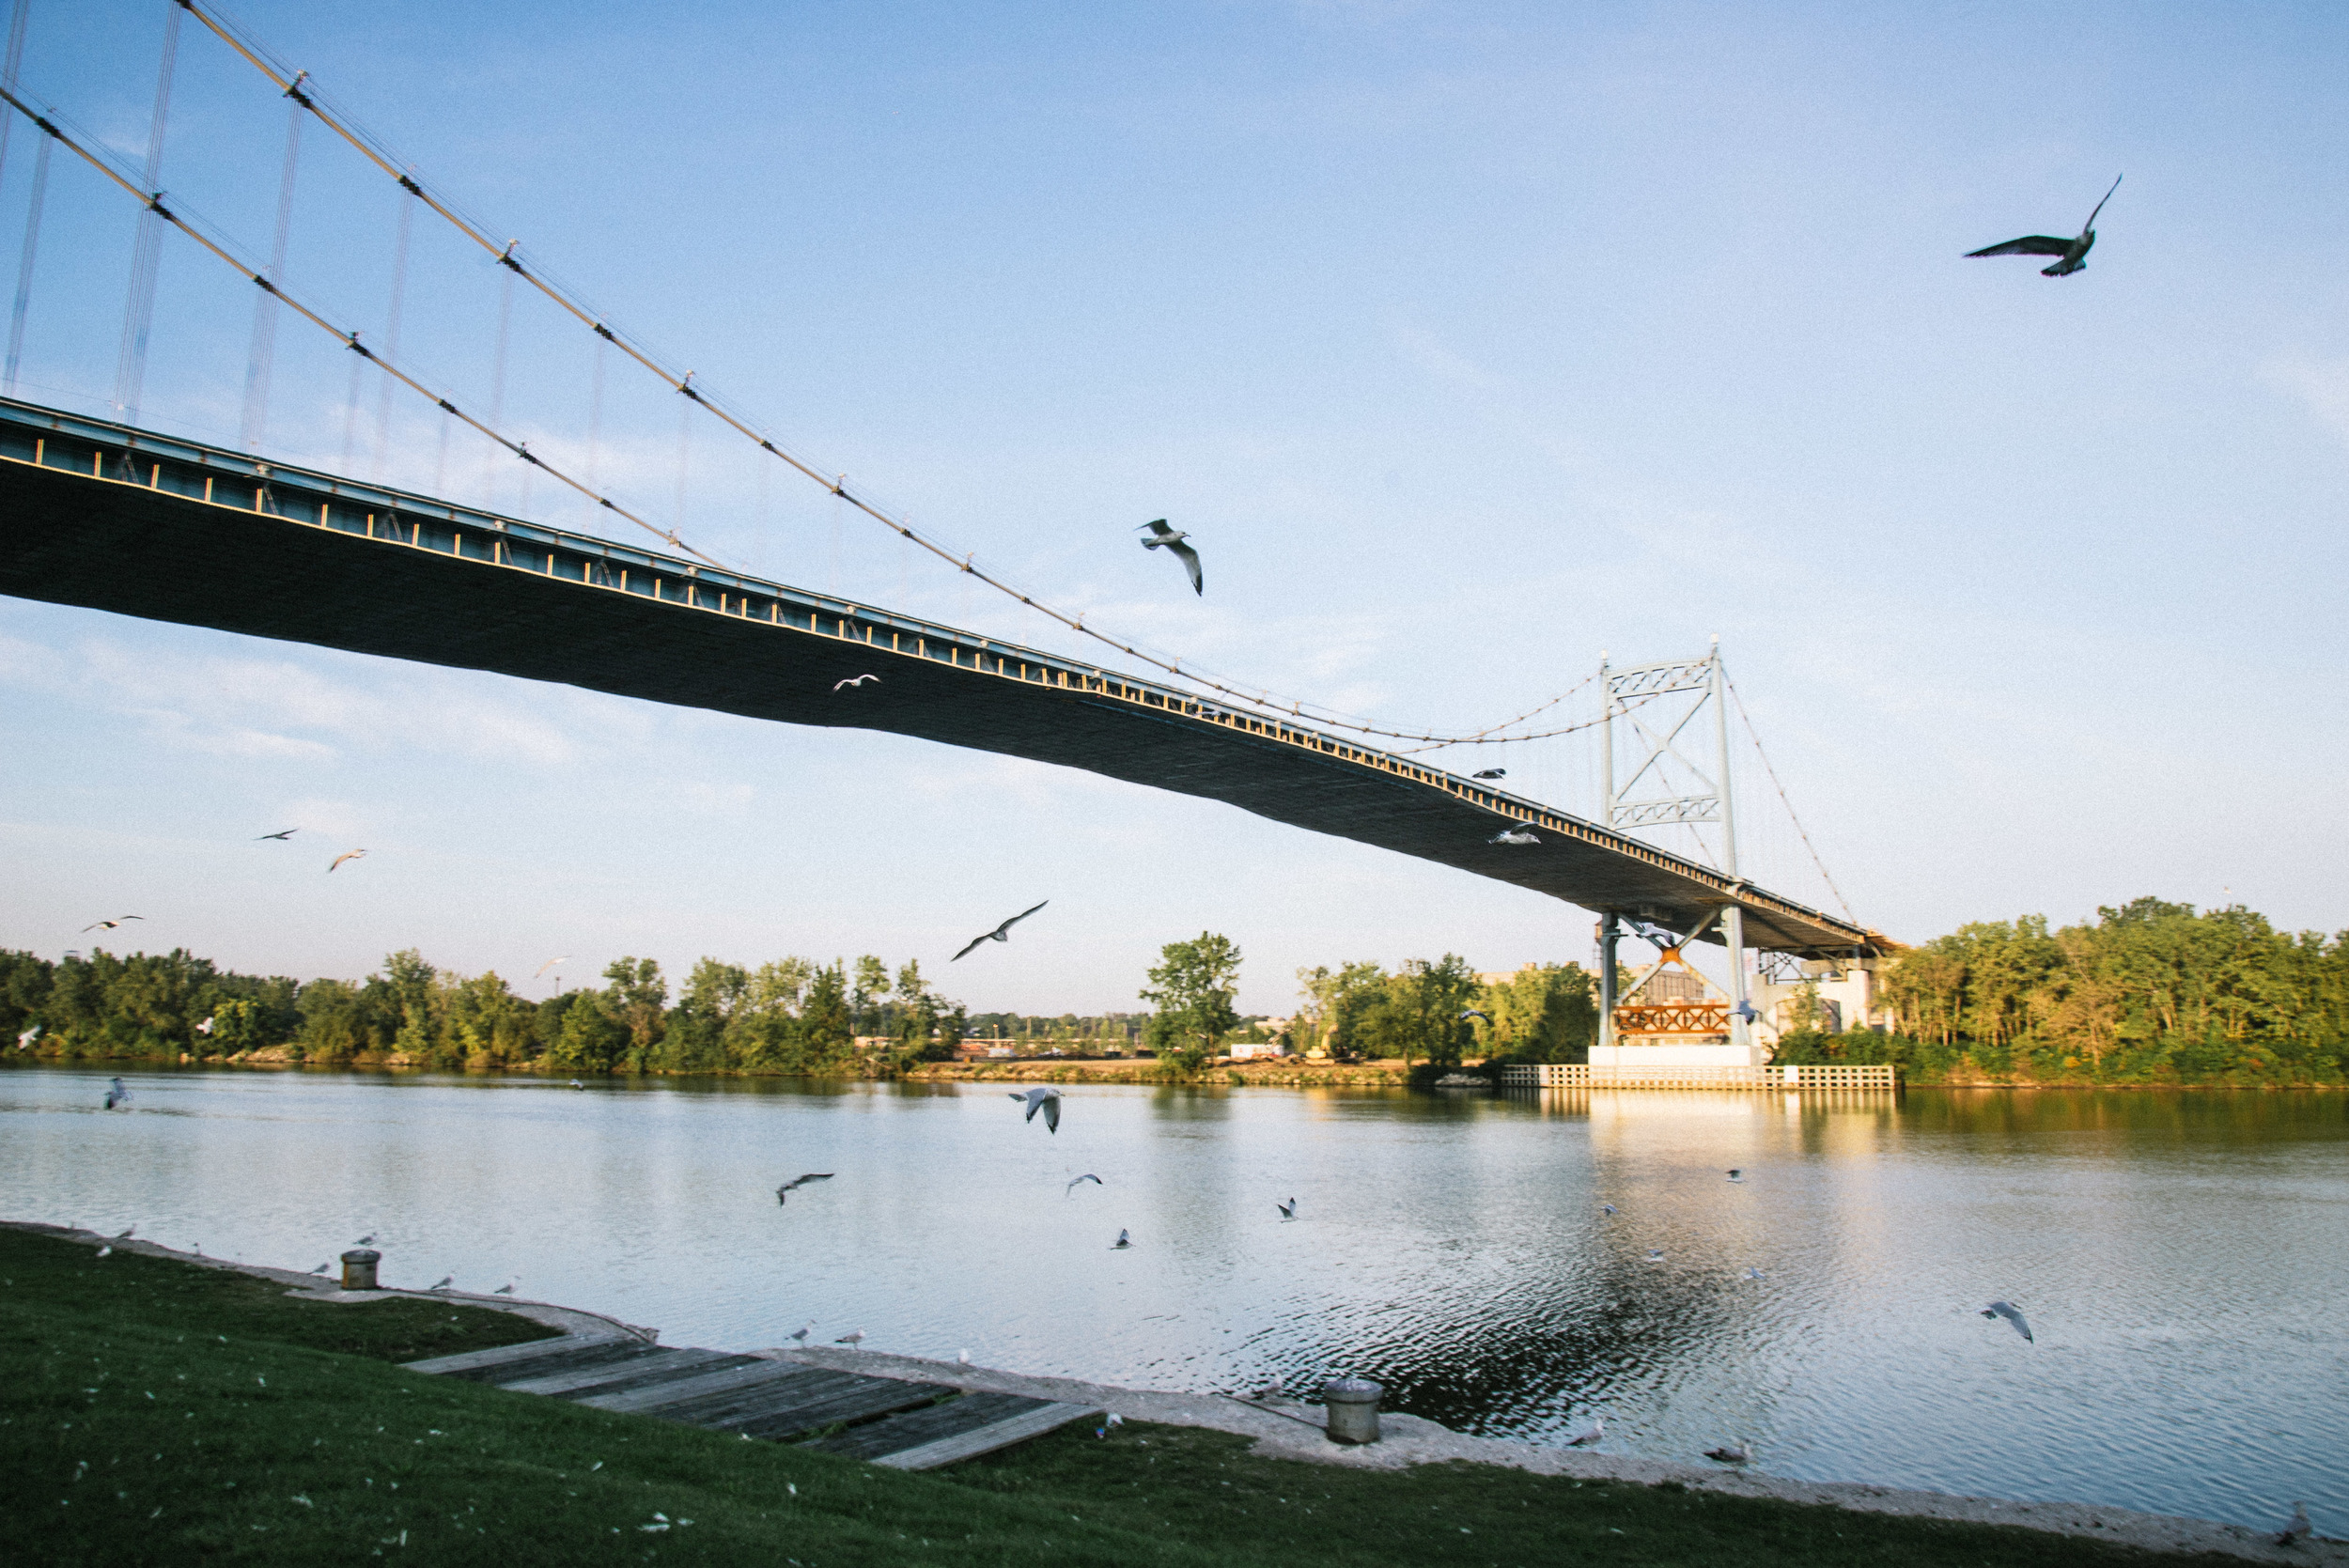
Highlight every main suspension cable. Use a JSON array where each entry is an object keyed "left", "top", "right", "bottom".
[
  {"left": 1723, "top": 670, "right": 1857, "bottom": 924},
  {"left": 0, "top": 81, "right": 729, "bottom": 569},
  {"left": 168, "top": 0, "right": 1597, "bottom": 751}
]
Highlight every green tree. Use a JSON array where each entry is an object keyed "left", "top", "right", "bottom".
[
  {"left": 601, "top": 957, "right": 668, "bottom": 1066},
  {"left": 1141, "top": 932, "right": 1243, "bottom": 1074},
  {"left": 1472, "top": 962, "right": 1598, "bottom": 1063}
]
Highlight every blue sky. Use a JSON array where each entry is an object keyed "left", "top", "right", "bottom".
[{"left": 3, "top": 0, "right": 2345, "bottom": 1015}]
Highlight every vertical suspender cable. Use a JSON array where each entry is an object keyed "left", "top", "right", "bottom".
[
  {"left": 672, "top": 386, "right": 691, "bottom": 542},
  {"left": 482, "top": 259, "right": 511, "bottom": 507},
  {"left": 4, "top": 134, "right": 44, "bottom": 396},
  {"left": 240, "top": 100, "right": 300, "bottom": 452},
  {"left": 0, "top": 0, "right": 31, "bottom": 198},
  {"left": 367, "top": 179, "right": 413, "bottom": 481},
  {"left": 584, "top": 332, "right": 604, "bottom": 492},
  {"left": 112, "top": 0, "right": 179, "bottom": 424}
]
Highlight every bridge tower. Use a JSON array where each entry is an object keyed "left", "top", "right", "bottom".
[{"left": 1594, "top": 640, "right": 1756, "bottom": 1060}]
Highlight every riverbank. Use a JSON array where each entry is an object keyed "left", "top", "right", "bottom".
[{"left": 4, "top": 1223, "right": 2330, "bottom": 1565}]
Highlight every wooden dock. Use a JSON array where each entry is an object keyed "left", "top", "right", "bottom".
[{"left": 405, "top": 1334, "right": 1100, "bottom": 1470}]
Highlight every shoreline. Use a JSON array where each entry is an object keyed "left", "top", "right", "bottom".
[{"left": 11, "top": 1219, "right": 2333, "bottom": 1563}]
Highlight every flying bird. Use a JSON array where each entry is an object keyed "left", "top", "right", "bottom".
[
  {"left": 569, "top": 1079, "right": 584, "bottom": 1089},
  {"left": 328, "top": 849, "right": 367, "bottom": 873},
  {"left": 832, "top": 674, "right": 880, "bottom": 691},
  {"left": 103, "top": 1077, "right": 131, "bottom": 1110},
  {"left": 2278, "top": 1503, "right": 2311, "bottom": 1547},
  {"left": 1009, "top": 1085, "right": 1064, "bottom": 1133},
  {"left": 1276, "top": 1198, "right": 1297, "bottom": 1220},
  {"left": 1644, "top": 1249, "right": 1666, "bottom": 1264},
  {"left": 955, "top": 900, "right": 1049, "bottom": 961},
  {"left": 535, "top": 956, "right": 568, "bottom": 980},
  {"left": 835, "top": 1328, "right": 866, "bottom": 1348},
  {"left": 1703, "top": 1442, "right": 1751, "bottom": 1465},
  {"left": 1066, "top": 1173, "right": 1103, "bottom": 1197},
  {"left": 1742, "top": 1267, "right": 1766, "bottom": 1281},
  {"left": 1459, "top": 1009, "right": 1492, "bottom": 1023},
  {"left": 255, "top": 828, "right": 299, "bottom": 841},
  {"left": 775, "top": 1173, "right": 835, "bottom": 1203},
  {"left": 195, "top": 1017, "right": 214, "bottom": 1036},
  {"left": 1564, "top": 1415, "right": 1604, "bottom": 1448},
  {"left": 1488, "top": 825, "right": 1540, "bottom": 846},
  {"left": 1981, "top": 1300, "right": 2034, "bottom": 1343},
  {"left": 1136, "top": 520, "right": 1204, "bottom": 595},
  {"left": 1965, "top": 175, "right": 2122, "bottom": 277},
  {"left": 1471, "top": 768, "right": 1505, "bottom": 780},
  {"left": 1112, "top": 1229, "right": 1131, "bottom": 1250},
  {"left": 1598, "top": 1203, "right": 1618, "bottom": 1217},
  {"left": 1726, "top": 1169, "right": 1745, "bottom": 1183},
  {"left": 82, "top": 916, "right": 143, "bottom": 932},
  {"left": 1733, "top": 1000, "right": 1760, "bottom": 1024}
]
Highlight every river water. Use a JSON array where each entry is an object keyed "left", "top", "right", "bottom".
[{"left": 5, "top": 1067, "right": 2342, "bottom": 1534}]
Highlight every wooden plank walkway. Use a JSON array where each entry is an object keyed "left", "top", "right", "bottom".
[{"left": 406, "top": 1334, "right": 1098, "bottom": 1470}]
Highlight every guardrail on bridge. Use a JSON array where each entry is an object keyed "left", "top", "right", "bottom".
[{"left": 1498, "top": 1063, "right": 1897, "bottom": 1090}]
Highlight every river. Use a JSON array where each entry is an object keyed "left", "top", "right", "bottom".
[{"left": 4, "top": 1067, "right": 2341, "bottom": 1534}]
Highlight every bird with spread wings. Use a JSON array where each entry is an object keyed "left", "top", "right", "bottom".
[
  {"left": 953, "top": 900, "right": 1049, "bottom": 961},
  {"left": 1966, "top": 175, "right": 2122, "bottom": 277},
  {"left": 1136, "top": 520, "right": 1204, "bottom": 596}
]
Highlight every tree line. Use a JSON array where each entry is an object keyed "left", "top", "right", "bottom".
[{"left": 0, "top": 948, "right": 967, "bottom": 1075}]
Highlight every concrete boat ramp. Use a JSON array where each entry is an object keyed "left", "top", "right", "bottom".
[{"left": 405, "top": 1332, "right": 1098, "bottom": 1469}]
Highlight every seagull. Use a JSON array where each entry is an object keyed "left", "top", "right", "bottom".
[
  {"left": 103, "top": 1078, "right": 131, "bottom": 1110},
  {"left": 1471, "top": 768, "right": 1505, "bottom": 780},
  {"left": 116, "top": 1225, "right": 134, "bottom": 1239},
  {"left": 832, "top": 674, "right": 880, "bottom": 691},
  {"left": 534, "top": 956, "right": 568, "bottom": 980},
  {"left": 1981, "top": 1300, "right": 2033, "bottom": 1343},
  {"left": 1488, "top": 825, "right": 1540, "bottom": 846},
  {"left": 328, "top": 849, "right": 367, "bottom": 873},
  {"left": 429, "top": 1276, "right": 453, "bottom": 1291},
  {"left": 195, "top": 1017, "right": 214, "bottom": 1036},
  {"left": 569, "top": 1079, "right": 583, "bottom": 1089},
  {"left": 1459, "top": 1009, "right": 1492, "bottom": 1023},
  {"left": 834, "top": 1328, "right": 865, "bottom": 1348},
  {"left": 1565, "top": 1415, "right": 1604, "bottom": 1447},
  {"left": 1136, "top": 520, "right": 1203, "bottom": 596},
  {"left": 255, "top": 828, "right": 298, "bottom": 841},
  {"left": 1726, "top": 1169, "right": 1745, "bottom": 1183},
  {"left": 957, "top": 1349, "right": 972, "bottom": 1366},
  {"left": 1644, "top": 1249, "right": 1666, "bottom": 1264},
  {"left": 1966, "top": 175, "right": 2122, "bottom": 277},
  {"left": 309, "top": 1262, "right": 330, "bottom": 1275},
  {"left": 1599, "top": 1203, "right": 1617, "bottom": 1216},
  {"left": 787, "top": 1323, "right": 812, "bottom": 1345},
  {"left": 1742, "top": 1266, "right": 1766, "bottom": 1281},
  {"left": 96, "top": 1245, "right": 112, "bottom": 1258},
  {"left": 1276, "top": 1197, "right": 1297, "bottom": 1220},
  {"left": 1066, "top": 1173, "right": 1103, "bottom": 1197},
  {"left": 494, "top": 1283, "right": 516, "bottom": 1296},
  {"left": 954, "top": 900, "right": 1049, "bottom": 962},
  {"left": 2278, "top": 1503, "right": 2311, "bottom": 1546},
  {"left": 82, "top": 916, "right": 144, "bottom": 932},
  {"left": 776, "top": 1173, "right": 835, "bottom": 1203},
  {"left": 1704, "top": 1442, "right": 1751, "bottom": 1465},
  {"left": 353, "top": 1234, "right": 377, "bottom": 1246},
  {"left": 1112, "top": 1229, "right": 1131, "bottom": 1250},
  {"left": 1009, "top": 1085, "right": 1064, "bottom": 1133},
  {"left": 1733, "top": 1000, "right": 1760, "bottom": 1024}
]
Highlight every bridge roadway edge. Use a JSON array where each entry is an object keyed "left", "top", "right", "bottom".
[{"left": 0, "top": 399, "right": 1884, "bottom": 957}]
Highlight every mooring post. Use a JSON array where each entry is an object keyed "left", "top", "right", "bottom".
[
  {"left": 1321, "top": 1378, "right": 1382, "bottom": 1444},
  {"left": 340, "top": 1249, "right": 381, "bottom": 1291}
]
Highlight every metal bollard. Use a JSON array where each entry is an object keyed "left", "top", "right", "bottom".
[
  {"left": 1321, "top": 1377, "right": 1382, "bottom": 1444},
  {"left": 340, "top": 1249, "right": 381, "bottom": 1291}
]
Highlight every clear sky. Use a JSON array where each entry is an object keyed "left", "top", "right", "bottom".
[{"left": 3, "top": 0, "right": 2345, "bottom": 1016}]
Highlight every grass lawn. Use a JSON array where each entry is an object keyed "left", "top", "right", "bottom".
[{"left": 0, "top": 1228, "right": 2237, "bottom": 1566}]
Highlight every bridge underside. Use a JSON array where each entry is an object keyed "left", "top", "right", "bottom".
[{"left": 0, "top": 399, "right": 1889, "bottom": 958}]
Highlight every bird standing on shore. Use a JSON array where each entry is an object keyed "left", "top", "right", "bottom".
[
  {"left": 1981, "top": 1300, "right": 2034, "bottom": 1343},
  {"left": 1704, "top": 1442, "right": 1751, "bottom": 1465},
  {"left": 494, "top": 1283, "right": 516, "bottom": 1296},
  {"left": 835, "top": 1328, "right": 865, "bottom": 1348},
  {"left": 353, "top": 1234, "right": 377, "bottom": 1247},
  {"left": 2278, "top": 1503, "right": 2311, "bottom": 1546},
  {"left": 1112, "top": 1229, "right": 1132, "bottom": 1250},
  {"left": 1010, "top": 1085, "right": 1064, "bottom": 1133},
  {"left": 1966, "top": 175, "right": 2122, "bottom": 277},
  {"left": 1136, "top": 520, "right": 1204, "bottom": 595},
  {"left": 776, "top": 1173, "right": 835, "bottom": 1204},
  {"left": 788, "top": 1323, "right": 813, "bottom": 1345},
  {"left": 955, "top": 901, "right": 1050, "bottom": 962},
  {"left": 1565, "top": 1416, "right": 1604, "bottom": 1447},
  {"left": 429, "top": 1276, "right": 453, "bottom": 1291}
]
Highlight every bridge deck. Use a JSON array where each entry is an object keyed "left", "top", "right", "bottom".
[{"left": 0, "top": 398, "right": 1887, "bottom": 957}]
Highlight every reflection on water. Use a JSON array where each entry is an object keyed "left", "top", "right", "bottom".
[{"left": 4, "top": 1068, "right": 2342, "bottom": 1533}]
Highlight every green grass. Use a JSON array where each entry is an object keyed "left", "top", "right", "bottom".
[{"left": 0, "top": 1229, "right": 2238, "bottom": 1566}]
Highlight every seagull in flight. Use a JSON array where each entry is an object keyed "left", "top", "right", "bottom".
[
  {"left": 832, "top": 674, "right": 880, "bottom": 691},
  {"left": 1599, "top": 1203, "right": 1618, "bottom": 1217},
  {"left": 775, "top": 1173, "right": 835, "bottom": 1204},
  {"left": 1966, "top": 175, "right": 2122, "bottom": 277},
  {"left": 1276, "top": 1198, "right": 1297, "bottom": 1220},
  {"left": 1066, "top": 1173, "right": 1103, "bottom": 1197},
  {"left": 103, "top": 1077, "right": 131, "bottom": 1110},
  {"left": 1742, "top": 1266, "right": 1767, "bottom": 1281},
  {"left": 328, "top": 849, "right": 367, "bottom": 873},
  {"left": 1112, "top": 1229, "right": 1132, "bottom": 1250},
  {"left": 1981, "top": 1300, "right": 2033, "bottom": 1343},
  {"left": 535, "top": 956, "right": 568, "bottom": 980},
  {"left": 195, "top": 1017, "right": 214, "bottom": 1036},
  {"left": 1136, "top": 520, "right": 1203, "bottom": 596},
  {"left": 1644, "top": 1249, "right": 1666, "bottom": 1264},
  {"left": 954, "top": 900, "right": 1049, "bottom": 961},
  {"left": 1488, "top": 825, "right": 1540, "bottom": 846},
  {"left": 1459, "top": 1009, "right": 1492, "bottom": 1024},
  {"left": 1009, "top": 1085, "right": 1064, "bottom": 1133},
  {"left": 255, "top": 828, "right": 299, "bottom": 841},
  {"left": 1471, "top": 768, "right": 1505, "bottom": 780},
  {"left": 1733, "top": 1000, "right": 1760, "bottom": 1024},
  {"left": 83, "top": 916, "right": 143, "bottom": 932}
]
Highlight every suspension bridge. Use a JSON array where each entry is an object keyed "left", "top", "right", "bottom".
[{"left": 0, "top": 3, "right": 1891, "bottom": 1022}]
